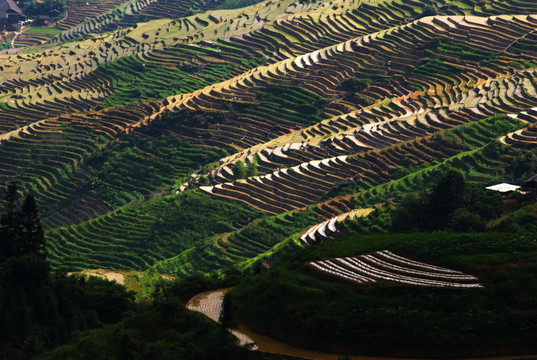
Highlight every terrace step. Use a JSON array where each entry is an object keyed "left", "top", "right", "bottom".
[
  {"left": 300, "top": 208, "right": 373, "bottom": 245},
  {"left": 306, "top": 250, "right": 483, "bottom": 288}
]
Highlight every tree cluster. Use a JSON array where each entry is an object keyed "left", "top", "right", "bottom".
[
  {"left": 0, "top": 183, "right": 44, "bottom": 261},
  {"left": 39, "top": 270, "right": 277, "bottom": 360},
  {"left": 0, "top": 183, "right": 133, "bottom": 359},
  {"left": 391, "top": 168, "right": 503, "bottom": 232},
  {"left": 22, "top": 0, "right": 66, "bottom": 20},
  {"left": 506, "top": 151, "right": 537, "bottom": 183},
  {"left": 234, "top": 155, "right": 258, "bottom": 179}
]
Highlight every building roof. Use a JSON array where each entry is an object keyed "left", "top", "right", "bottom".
[
  {"left": 0, "top": 0, "right": 22, "bottom": 14},
  {"left": 485, "top": 183, "right": 521, "bottom": 193},
  {"left": 523, "top": 174, "right": 537, "bottom": 187}
]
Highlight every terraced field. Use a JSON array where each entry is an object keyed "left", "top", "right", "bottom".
[
  {"left": 307, "top": 250, "right": 483, "bottom": 288},
  {"left": 1, "top": 0, "right": 537, "bottom": 277}
]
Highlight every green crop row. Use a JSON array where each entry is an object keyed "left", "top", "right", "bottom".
[
  {"left": 94, "top": 50, "right": 238, "bottom": 108},
  {"left": 46, "top": 190, "right": 263, "bottom": 272}
]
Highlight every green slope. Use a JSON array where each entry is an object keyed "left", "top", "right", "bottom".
[{"left": 228, "top": 232, "right": 537, "bottom": 357}]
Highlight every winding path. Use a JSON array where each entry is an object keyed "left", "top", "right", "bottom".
[{"left": 187, "top": 288, "right": 537, "bottom": 360}]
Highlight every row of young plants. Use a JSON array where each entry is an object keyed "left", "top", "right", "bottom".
[
  {"left": 40, "top": 110, "right": 536, "bottom": 276},
  {"left": 45, "top": 190, "right": 263, "bottom": 272},
  {"left": 3, "top": 2, "right": 532, "bottom": 229}
]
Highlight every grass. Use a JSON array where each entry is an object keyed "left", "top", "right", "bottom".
[
  {"left": 46, "top": 190, "right": 263, "bottom": 275},
  {"left": 410, "top": 57, "right": 461, "bottom": 77},
  {"left": 24, "top": 27, "right": 63, "bottom": 35},
  {"left": 95, "top": 49, "right": 238, "bottom": 108},
  {"left": 72, "top": 269, "right": 174, "bottom": 301}
]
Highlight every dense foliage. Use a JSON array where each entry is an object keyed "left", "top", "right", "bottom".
[
  {"left": 22, "top": 0, "right": 66, "bottom": 19},
  {"left": 391, "top": 168, "right": 503, "bottom": 232},
  {"left": 227, "top": 232, "right": 537, "bottom": 357},
  {"left": 0, "top": 186, "right": 301, "bottom": 359},
  {"left": 0, "top": 184, "right": 133, "bottom": 359},
  {"left": 38, "top": 272, "right": 302, "bottom": 360},
  {"left": 38, "top": 276, "right": 236, "bottom": 360}
]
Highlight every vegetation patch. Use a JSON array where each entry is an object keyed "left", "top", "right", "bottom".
[
  {"left": 216, "top": 0, "right": 266, "bottom": 10},
  {"left": 340, "top": 72, "right": 389, "bottom": 93},
  {"left": 424, "top": 37, "right": 499, "bottom": 64},
  {"left": 250, "top": 85, "right": 329, "bottom": 127},
  {"left": 95, "top": 51, "right": 237, "bottom": 108},
  {"left": 409, "top": 57, "right": 461, "bottom": 77},
  {"left": 228, "top": 232, "right": 537, "bottom": 358},
  {"left": 23, "top": 27, "right": 63, "bottom": 35},
  {"left": 46, "top": 190, "right": 263, "bottom": 274}
]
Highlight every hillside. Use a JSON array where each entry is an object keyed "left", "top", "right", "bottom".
[
  {"left": 1, "top": 0, "right": 537, "bottom": 279},
  {"left": 2, "top": 0, "right": 537, "bottom": 357},
  {"left": 227, "top": 231, "right": 537, "bottom": 357}
]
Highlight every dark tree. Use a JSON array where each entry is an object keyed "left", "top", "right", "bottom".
[
  {"left": 506, "top": 152, "right": 537, "bottom": 182},
  {"left": 0, "top": 183, "right": 133, "bottom": 358},
  {"left": 390, "top": 168, "right": 504, "bottom": 232},
  {"left": 428, "top": 168, "right": 466, "bottom": 230},
  {"left": 235, "top": 160, "right": 247, "bottom": 179},
  {"left": 0, "top": 182, "right": 20, "bottom": 260},
  {"left": 23, "top": 0, "right": 66, "bottom": 19},
  {"left": 0, "top": 183, "right": 45, "bottom": 260},
  {"left": 391, "top": 192, "right": 428, "bottom": 231},
  {"left": 430, "top": 168, "right": 466, "bottom": 215},
  {"left": 19, "top": 195, "right": 45, "bottom": 259}
]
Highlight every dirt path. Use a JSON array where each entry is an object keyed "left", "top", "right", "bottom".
[
  {"left": 10, "top": 32, "right": 19, "bottom": 48},
  {"left": 71, "top": 269, "right": 125, "bottom": 285},
  {"left": 186, "top": 288, "right": 257, "bottom": 349},
  {"left": 187, "top": 288, "right": 537, "bottom": 360}
]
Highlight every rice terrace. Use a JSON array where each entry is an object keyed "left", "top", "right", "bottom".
[{"left": 1, "top": 0, "right": 537, "bottom": 358}]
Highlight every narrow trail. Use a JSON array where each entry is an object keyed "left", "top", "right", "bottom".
[
  {"left": 186, "top": 288, "right": 257, "bottom": 349},
  {"left": 10, "top": 31, "right": 19, "bottom": 48}
]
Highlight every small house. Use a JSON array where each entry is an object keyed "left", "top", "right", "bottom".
[
  {"left": 522, "top": 174, "right": 537, "bottom": 198},
  {"left": 485, "top": 183, "right": 521, "bottom": 193},
  {"left": 34, "top": 14, "right": 50, "bottom": 26},
  {"left": 0, "top": 0, "right": 25, "bottom": 31}
]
